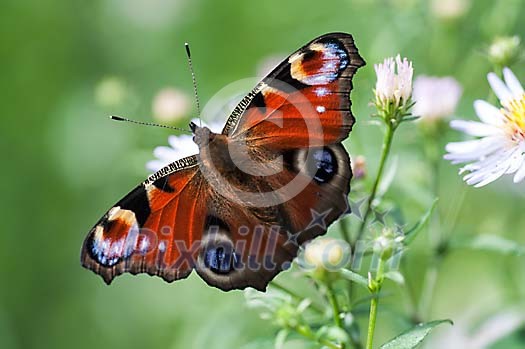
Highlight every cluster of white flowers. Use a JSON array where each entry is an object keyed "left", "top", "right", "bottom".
[{"left": 445, "top": 68, "right": 525, "bottom": 187}]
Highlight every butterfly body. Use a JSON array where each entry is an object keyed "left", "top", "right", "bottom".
[{"left": 82, "top": 33, "right": 365, "bottom": 291}]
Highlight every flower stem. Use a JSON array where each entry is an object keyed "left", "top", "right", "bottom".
[
  {"left": 366, "top": 258, "right": 385, "bottom": 349},
  {"left": 366, "top": 296, "right": 379, "bottom": 349},
  {"left": 356, "top": 124, "right": 396, "bottom": 242},
  {"left": 340, "top": 220, "right": 351, "bottom": 244},
  {"left": 325, "top": 282, "right": 344, "bottom": 329}
]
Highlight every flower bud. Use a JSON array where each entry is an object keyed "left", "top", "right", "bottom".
[
  {"left": 373, "top": 227, "right": 404, "bottom": 261},
  {"left": 301, "top": 238, "right": 351, "bottom": 275},
  {"left": 488, "top": 36, "right": 521, "bottom": 68},
  {"left": 373, "top": 55, "right": 415, "bottom": 127},
  {"left": 352, "top": 155, "right": 367, "bottom": 180}
]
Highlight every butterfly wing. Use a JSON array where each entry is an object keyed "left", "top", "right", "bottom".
[
  {"left": 81, "top": 156, "right": 209, "bottom": 284},
  {"left": 222, "top": 32, "right": 365, "bottom": 150},
  {"left": 204, "top": 33, "right": 365, "bottom": 288}
]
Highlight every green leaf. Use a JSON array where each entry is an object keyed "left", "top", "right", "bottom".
[
  {"left": 379, "top": 320, "right": 453, "bottom": 349},
  {"left": 339, "top": 269, "right": 369, "bottom": 289},
  {"left": 275, "top": 329, "right": 289, "bottom": 349},
  {"left": 450, "top": 234, "right": 525, "bottom": 256},
  {"left": 316, "top": 325, "right": 349, "bottom": 344},
  {"left": 404, "top": 199, "right": 438, "bottom": 246},
  {"left": 384, "top": 271, "right": 405, "bottom": 286},
  {"left": 377, "top": 156, "right": 399, "bottom": 200}
]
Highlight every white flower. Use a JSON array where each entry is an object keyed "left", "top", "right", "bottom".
[
  {"left": 445, "top": 67, "right": 525, "bottom": 187},
  {"left": 145, "top": 119, "right": 223, "bottom": 173},
  {"left": 152, "top": 88, "right": 191, "bottom": 123},
  {"left": 413, "top": 76, "right": 462, "bottom": 121},
  {"left": 374, "top": 55, "right": 414, "bottom": 111}
]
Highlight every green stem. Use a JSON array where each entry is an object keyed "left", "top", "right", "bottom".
[
  {"left": 356, "top": 124, "right": 396, "bottom": 242},
  {"left": 325, "top": 282, "right": 344, "bottom": 329},
  {"left": 417, "top": 135, "right": 442, "bottom": 320},
  {"left": 366, "top": 296, "right": 379, "bottom": 349},
  {"left": 340, "top": 220, "right": 351, "bottom": 244},
  {"left": 418, "top": 258, "right": 439, "bottom": 319},
  {"left": 366, "top": 258, "right": 385, "bottom": 349}
]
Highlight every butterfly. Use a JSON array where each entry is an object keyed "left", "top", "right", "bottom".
[{"left": 81, "top": 32, "right": 365, "bottom": 291}]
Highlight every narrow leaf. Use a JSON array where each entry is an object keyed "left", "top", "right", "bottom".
[
  {"left": 384, "top": 271, "right": 405, "bottom": 286},
  {"left": 340, "top": 269, "right": 369, "bottom": 289},
  {"left": 404, "top": 199, "right": 438, "bottom": 246},
  {"left": 377, "top": 156, "right": 399, "bottom": 200},
  {"left": 275, "top": 329, "right": 289, "bottom": 349},
  {"left": 380, "top": 319, "right": 453, "bottom": 349}
]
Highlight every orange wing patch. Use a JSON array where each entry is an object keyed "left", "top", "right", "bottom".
[{"left": 81, "top": 165, "right": 207, "bottom": 284}]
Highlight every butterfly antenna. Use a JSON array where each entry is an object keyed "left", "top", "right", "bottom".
[
  {"left": 110, "top": 115, "right": 192, "bottom": 134},
  {"left": 185, "top": 42, "right": 202, "bottom": 127}
]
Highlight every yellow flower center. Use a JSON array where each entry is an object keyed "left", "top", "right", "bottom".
[{"left": 502, "top": 95, "right": 525, "bottom": 142}]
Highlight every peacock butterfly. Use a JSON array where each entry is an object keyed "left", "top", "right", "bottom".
[{"left": 81, "top": 32, "right": 365, "bottom": 291}]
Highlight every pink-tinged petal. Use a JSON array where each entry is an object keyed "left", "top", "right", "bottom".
[
  {"left": 450, "top": 120, "right": 500, "bottom": 137},
  {"left": 488, "top": 72, "right": 512, "bottom": 103},
  {"left": 473, "top": 100, "right": 504, "bottom": 126},
  {"left": 503, "top": 68, "right": 524, "bottom": 97}
]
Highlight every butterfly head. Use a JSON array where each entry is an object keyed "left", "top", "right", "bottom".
[{"left": 190, "top": 121, "right": 215, "bottom": 148}]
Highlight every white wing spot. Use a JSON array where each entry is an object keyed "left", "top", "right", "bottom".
[
  {"left": 315, "top": 87, "right": 329, "bottom": 97},
  {"left": 316, "top": 105, "right": 326, "bottom": 113}
]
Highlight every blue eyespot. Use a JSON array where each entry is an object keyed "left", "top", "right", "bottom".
[
  {"left": 311, "top": 148, "right": 336, "bottom": 183},
  {"left": 203, "top": 246, "right": 240, "bottom": 274}
]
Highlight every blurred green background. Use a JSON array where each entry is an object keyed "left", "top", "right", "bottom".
[{"left": 2, "top": 0, "right": 525, "bottom": 348}]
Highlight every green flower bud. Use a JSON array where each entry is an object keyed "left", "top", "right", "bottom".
[{"left": 488, "top": 36, "right": 521, "bottom": 68}]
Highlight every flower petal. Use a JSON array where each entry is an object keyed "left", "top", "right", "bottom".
[
  {"left": 444, "top": 137, "right": 503, "bottom": 164},
  {"left": 473, "top": 100, "right": 503, "bottom": 126},
  {"left": 488, "top": 72, "right": 512, "bottom": 103},
  {"left": 513, "top": 161, "right": 525, "bottom": 183},
  {"left": 503, "top": 67, "right": 524, "bottom": 98},
  {"left": 450, "top": 120, "right": 500, "bottom": 137},
  {"left": 462, "top": 148, "right": 515, "bottom": 187},
  {"left": 153, "top": 146, "right": 181, "bottom": 161},
  {"left": 505, "top": 146, "right": 525, "bottom": 174},
  {"left": 146, "top": 160, "right": 167, "bottom": 173},
  {"left": 168, "top": 134, "right": 194, "bottom": 150}
]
